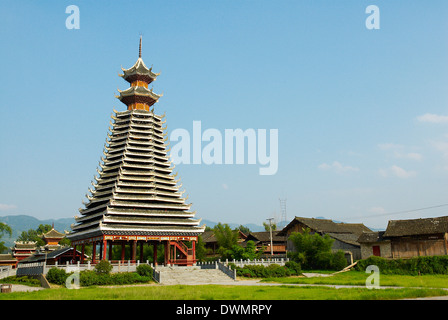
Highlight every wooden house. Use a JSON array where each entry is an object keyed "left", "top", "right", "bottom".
[
  {"left": 358, "top": 216, "right": 448, "bottom": 259},
  {"left": 278, "top": 217, "right": 372, "bottom": 262},
  {"left": 383, "top": 216, "right": 448, "bottom": 258},
  {"left": 243, "top": 231, "right": 287, "bottom": 256}
]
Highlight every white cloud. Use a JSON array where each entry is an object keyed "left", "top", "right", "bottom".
[
  {"left": 222, "top": 183, "right": 229, "bottom": 190},
  {"left": 0, "top": 204, "right": 17, "bottom": 211},
  {"left": 378, "top": 143, "right": 422, "bottom": 161},
  {"left": 318, "top": 161, "right": 359, "bottom": 174},
  {"left": 417, "top": 113, "right": 448, "bottom": 124},
  {"left": 393, "top": 151, "right": 423, "bottom": 161},
  {"left": 379, "top": 165, "right": 416, "bottom": 178}
]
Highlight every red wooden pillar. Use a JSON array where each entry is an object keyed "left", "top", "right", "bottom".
[
  {"left": 153, "top": 242, "right": 158, "bottom": 266},
  {"left": 192, "top": 239, "right": 196, "bottom": 262},
  {"left": 164, "top": 241, "right": 169, "bottom": 265},
  {"left": 92, "top": 242, "right": 97, "bottom": 264},
  {"left": 102, "top": 239, "right": 108, "bottom": 261}
]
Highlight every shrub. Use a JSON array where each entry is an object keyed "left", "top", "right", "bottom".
[
  {"left": 136, "top": 264, "right": 153, "bottom": 277},
  {"left": 234, "top": 263, "right": 292, "bottom": 278},
  {"left": 288, "top": 229, "right": 347, "bottom": 270},
  {"left": 356, "top": 255, "right": 448, "bottom": 275},
  {"left": 95, "top": 260, "right": 113, "bottom": 275},
  {"left": 285, "top": 261, "right": 302, "bottom": 275},
  {"left": 79, "top": 270, "right": 152, "bottom": 287},
  {"left": 46, "top": 267, "right": 69, "bottom": 285}
]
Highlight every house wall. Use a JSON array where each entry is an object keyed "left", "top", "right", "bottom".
[
  {"left": 390, "top": 233, "right": 448, "bottom": 258},
  {"left": 332, "top": 239, "right": 362, "bottom": 261},
  {"left": 360, "top": 242, "right": 392, "bottom": 259},
  {"left": 284, "top": 222, "right": 362, "bottom": 262}
]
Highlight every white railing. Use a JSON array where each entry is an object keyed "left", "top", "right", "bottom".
[
  {"left": 0, "top": 266, "right": 16, "bottom": 279},
  {"left": 16, "top": 260, "right": 158, "bottom": 276},
  {"left": 222, "top": 258, "right": 289, "bottom": 268}
]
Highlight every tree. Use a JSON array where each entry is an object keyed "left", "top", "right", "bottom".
[
  {"left": 195, "top": 235, "right": 207, "bottom": 262},
  {"left": 213, "top": 223, "right": 238, "bottom": 258},
  {"left": 288, "top": 227, "right": 346, "bottom": 270},
  {"left": 0, "top": 222, "right": 12, "bottom": 253},
  {"left": 263, "top": 221, "right": 277, "bottom": 232},
  {"left": 236, "top": 225, "right": 250, "bottom": 236},
  {"left": 228, "top": 240, "right": 262, "bottom": 260},
  {"left": 17, "top": 224, "right": 52, "bottom": 247}
]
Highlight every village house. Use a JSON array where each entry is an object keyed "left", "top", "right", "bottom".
[
  {"left": 358, "top": 216, "right": 448, "bottom": 259},
  {"left": 357, "top": 231, "right": 392, "bottom": 259},
  {"left": 0, "top": 254, "right": 17, "bottom": 269},
  {"left": 278, "top": 217, "right": 372, "bottom": 263},
  {"left": 243, "top": 231, "right": 287, "bottom": 257}
]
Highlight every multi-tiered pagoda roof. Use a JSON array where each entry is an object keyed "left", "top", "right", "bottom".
[{"left": 68, "top": 38, "right": 204, "bottom": 244}]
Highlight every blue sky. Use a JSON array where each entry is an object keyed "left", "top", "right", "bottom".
[{"left": 0, "top": 1, "right": 447, "bottom": 230}]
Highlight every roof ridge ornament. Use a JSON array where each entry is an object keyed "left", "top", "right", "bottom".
[{"left": 139, "top": 35, "right": 142, "bottom": 59}]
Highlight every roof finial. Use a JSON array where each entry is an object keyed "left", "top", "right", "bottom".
[{"left": 139, "top": 35, "right": 142, "bottom": 59}]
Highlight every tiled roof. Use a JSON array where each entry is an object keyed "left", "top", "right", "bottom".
[
  {"left": 383, "top": 216, "right": 448, "bottom": 237},
  {"left": 279, "top": 217, "right": 371, "bottom": 236}
]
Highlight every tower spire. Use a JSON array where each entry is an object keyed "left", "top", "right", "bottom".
[{"left": 139, "top": 36, "right": 142, "bottom": 58}]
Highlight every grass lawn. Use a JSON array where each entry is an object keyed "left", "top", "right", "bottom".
[
  {"left": 1, "top": 283, "right": 447, "bottom": 300},
  {"left": 263, "top": 270, "right": 448, "bottom": 288}
]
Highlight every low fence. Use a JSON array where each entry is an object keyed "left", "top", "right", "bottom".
[
  {"left": 217, "top": 261, "right": 236, "bottom": 280},
  {"left": 16, "top": 260, "right": 158, "bottom": 278},
  {"left": 223, "top": 258, "right": 289, "bottom": 268},
  {"left": 0, "top": 266, "right": 16, "bottom": 280}
]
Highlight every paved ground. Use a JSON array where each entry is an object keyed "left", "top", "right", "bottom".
[{"left": 1, "top": 284, "right": 45, "bottom": 293}]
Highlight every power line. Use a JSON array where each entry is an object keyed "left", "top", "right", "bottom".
[{"left": 344, "top": 203, "right": 448, "bottom": 221}]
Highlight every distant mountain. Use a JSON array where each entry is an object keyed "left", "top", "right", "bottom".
[
  {"left": 0, "top": 215, "right": 75, "bottom": 252},
  {"left": 201, "top": 219, "right": 291, "bottom": 232},
  {"left": 201, "top": 219, "right": 265, "bottom": 232}
]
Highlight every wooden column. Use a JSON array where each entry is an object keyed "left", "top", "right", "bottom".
[
  {"left": 102, "top": 240, "right": 108, "bottom": 261},
  {"left": 192, "top": 239, "right": 196, "bottom": 262},
  {"left": 81, "top": 244, "right": 85, "bottom": 263},
  {"left": 164, "top": 241, "right": 169, "bottom": 265},
  {"left": 92, "top": 242, "right": 97, "bottom": 264}
]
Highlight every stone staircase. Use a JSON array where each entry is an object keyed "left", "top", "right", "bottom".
[{"left": 156, "top": 266, "right": 236, "bottom": 285}]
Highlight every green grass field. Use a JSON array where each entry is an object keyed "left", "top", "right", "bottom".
[
  {"left": 263, "top": 270, "right": 448, "bottom": 288},
  {"left": 1, "top": 284, "right": 447, "bottom": 300},
  {"left": 2, "top": 270, "right": 448, "bottom": 300}
]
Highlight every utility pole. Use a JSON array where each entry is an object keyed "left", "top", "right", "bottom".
[{"left": 266, "top": 218, "right": 274, "bottom": 256}]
